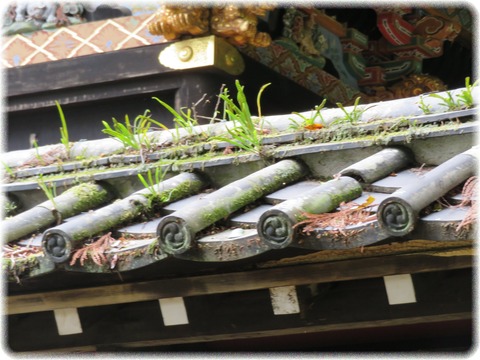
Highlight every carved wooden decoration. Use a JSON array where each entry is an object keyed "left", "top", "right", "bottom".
[{"left": 148, "top": 4, "right": 273, "bottom": 47}]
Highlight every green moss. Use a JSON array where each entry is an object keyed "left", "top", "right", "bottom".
[
  {"left": 146, "top": 240, "right": 160, "bottom": 255},
  {"left": 199, "top": 165, "right": 303, "bottom": 225},
  {"left": 67, "top": 182, "right": 111, "bottom": 213},
  {"left": 3, "top": 254, "right": 41, "bottom": 282},
  {"left": 71, "top": 230, "right": 94, "bottom": 242},
  {"left": 201, "top": 205, "right": 231, "bottom": 224}
]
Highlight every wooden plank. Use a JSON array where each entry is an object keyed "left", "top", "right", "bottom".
[
  {"left": 6, "top": 43, "right": 174, "bottom": 96},
  {"left": 15, "top": 312, "right": 471, "bottom": 353},
  {"left": 109, "top": 312, "right": 473, "bottom": 349},
  {"left": 8, "top": 269, "right": 471, "bottom": 351},
  {"left": 7, "top": 250, "right": 472, "bottom": 315},
  {"left": 7, "top": 73, "right": 184, "bottom": 113}
]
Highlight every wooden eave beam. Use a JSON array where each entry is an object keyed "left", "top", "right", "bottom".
[
  {"left": 7, "top": 246, "right": 472, "bottom": 315},
  {"left": 6, "top": 41, "right": 226, "bottom": 113}
]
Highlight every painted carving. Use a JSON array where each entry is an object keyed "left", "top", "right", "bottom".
[
  {"left": 375, "top": 8, "right": 415, "bottom": 46},
  {"left": 413, "top": 15, "right": 461, "bottom": 48},
  {"left": 282, "top": 8, "right": 359, "bottom": 89},
  {"left": 148, "top": 4, "right": 273, "bottom": 47},
  {"left": 2, "top": 3, "right": 132, "bottom": 36},
  {"left": 2, "top": 2, "right": 85, "bottom": 35},
  {"left": 282, "top": 9, "right": 323, "bottom": 56},
  {"left": 244, "top": 7, "right": 457, "bottom": 104},
  {"left": 15, "top": 2, "right": 59, "bottom": 24}
]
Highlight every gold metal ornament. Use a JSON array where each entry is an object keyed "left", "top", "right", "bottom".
[{"left": 158, "top": 35, "right": 245, "bottom": 75}]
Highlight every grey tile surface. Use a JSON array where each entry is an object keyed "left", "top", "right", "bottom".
[
  {"left": 230, "top": 204, "right": 273, "bottom": 226},
  {"left": 265, "top": 180, "right": 322, "bottom": 204}
]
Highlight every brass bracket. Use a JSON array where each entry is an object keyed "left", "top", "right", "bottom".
[{"left": 159, "top": 35, "right": 245, "bottom": 75}]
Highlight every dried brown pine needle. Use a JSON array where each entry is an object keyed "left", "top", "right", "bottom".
[
  {"left": 2, "top": 244, "right": 43, "bottom": 259},
  {"left": 456, "top": 176, "right": 477, "bottom": 232},
  {"left": 70, "top": 232, "right": 115, "bottom": 267},
  {"left": 295, "top": 196, "right": 377, "bottom": 237}
]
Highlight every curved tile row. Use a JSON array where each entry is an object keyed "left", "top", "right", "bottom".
[{"left": 4, "top": 144, "right": 476, "bottom": 283}]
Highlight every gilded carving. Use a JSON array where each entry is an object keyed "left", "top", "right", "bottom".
[
  {"left": 147, "top": 5, "right": 209, "bottom": 41},
  {"left": 148, "top": 4, "right": 273, "bottom": 47},
  {"left": 211, "top": 5, "right": 273, "bottom": 47},
  {"left": 389, "top": 74, "right": 447, "bottom": 98}
]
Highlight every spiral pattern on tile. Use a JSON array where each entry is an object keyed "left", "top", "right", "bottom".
[
  {"left": 259, "top": 214, "right": 292, "bottom": 249},
  {"left": 378, "top": 201, "right": 414, "bottom": 236},
  {"left": 42, "top": 229, "right": 72, "bottom": 263},
  {"left": 157, "top": 217, "right": 192, "bottom": 254}
]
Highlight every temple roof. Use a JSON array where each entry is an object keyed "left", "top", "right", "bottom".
[{"left": 2, "top": 85, "right": 477, "bottom": 293}]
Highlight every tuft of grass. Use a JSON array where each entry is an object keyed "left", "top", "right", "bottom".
[
  {"left": 457, "top": 76, "right": 478, "bottom": 109},
  {"left": 138, "top": 167, "right": 165, "bottom": 195},
  {"left": 428, "top": 91, "right": 459, "bottom": 111},
  {"left": 152, "top": 97, "right": 199, "bottom": 141},
  {"left": 4, "top": 199, "right": 18, "bottom": 217},
  {"left": 211, "top": 80, "right": 270, "bottom": 154},
  {"left": 289, "top": 98, "right": 327, "bottom": 130},
  {"left": 55, "top": 101, "right": 70, "bottom": 156},
  {"left": 37, "top": 174, "right": 57, "bottom": 211},
  {"left": 102, "top": 110, "right": 168, "bottom": 150},
  {"left": 256, "top": 81, "right": 271, "bottom": 128},
  {"left": 417, "top": 95, "right": 433, "bottom": 115},
  {"left": 1, "top": 161, "right": 15, "bottom": 178},
  {"left": 334, "top": 97, "right": 370, "bottom": 125},
  {"left": 418, "top": 77, "right": 477, "bottom": 114},
  {"left": 137, "top": 167, "right": 171, "bottom": 207}
]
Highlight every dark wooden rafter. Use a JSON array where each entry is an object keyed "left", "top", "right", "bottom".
[{"left": 14, "top": 313, "right": 471, "bottom": 353}]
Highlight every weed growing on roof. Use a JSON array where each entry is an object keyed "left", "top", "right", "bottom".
[
  {"left": 211, "top": 80, "right": 270, "bottom": 154},
  {"left": 457, "top": 77, "right": 478, "bottom": 109},
  {"left": 1, "top": 161, "right": 15, "bottom": 179},
  {"left": 289, "top": 98, "right": 327, "bottom": 131},
  {"left": 255, "top": 81, "right": 271, "bottom": 127},
  {"left": 55, "top": 101, "right": 71, "bottom": 157},
  {"left": 333, "top": 97, "right": 371, "bottom": 125},
  {"left": 137, "top": 166, "right": 167, "bottom": 207},
  {"left": 428, "top": 77, "right": 478, "bottom": 111},
  {"left": 152, "top": 97, "right": 200, "bottom": 142},
  {"left": 30, "top": 137, "right": 45, "bottom": 166},
  {"left": 37, "top": 174, "right": 58, "bottom": 213},
  {"left": 428, "top": 91, "right": 459, "bottom": 111},
  {"left": 417, "top": 95, "right": 433, "bottom": 115},
  {"left": 102, "top": 110, "right": 169, "bottom": 151}
]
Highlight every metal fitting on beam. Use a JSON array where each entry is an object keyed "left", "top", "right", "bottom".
[{"left": 159, "top": 35, "right": 245, "bottom": 75}]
